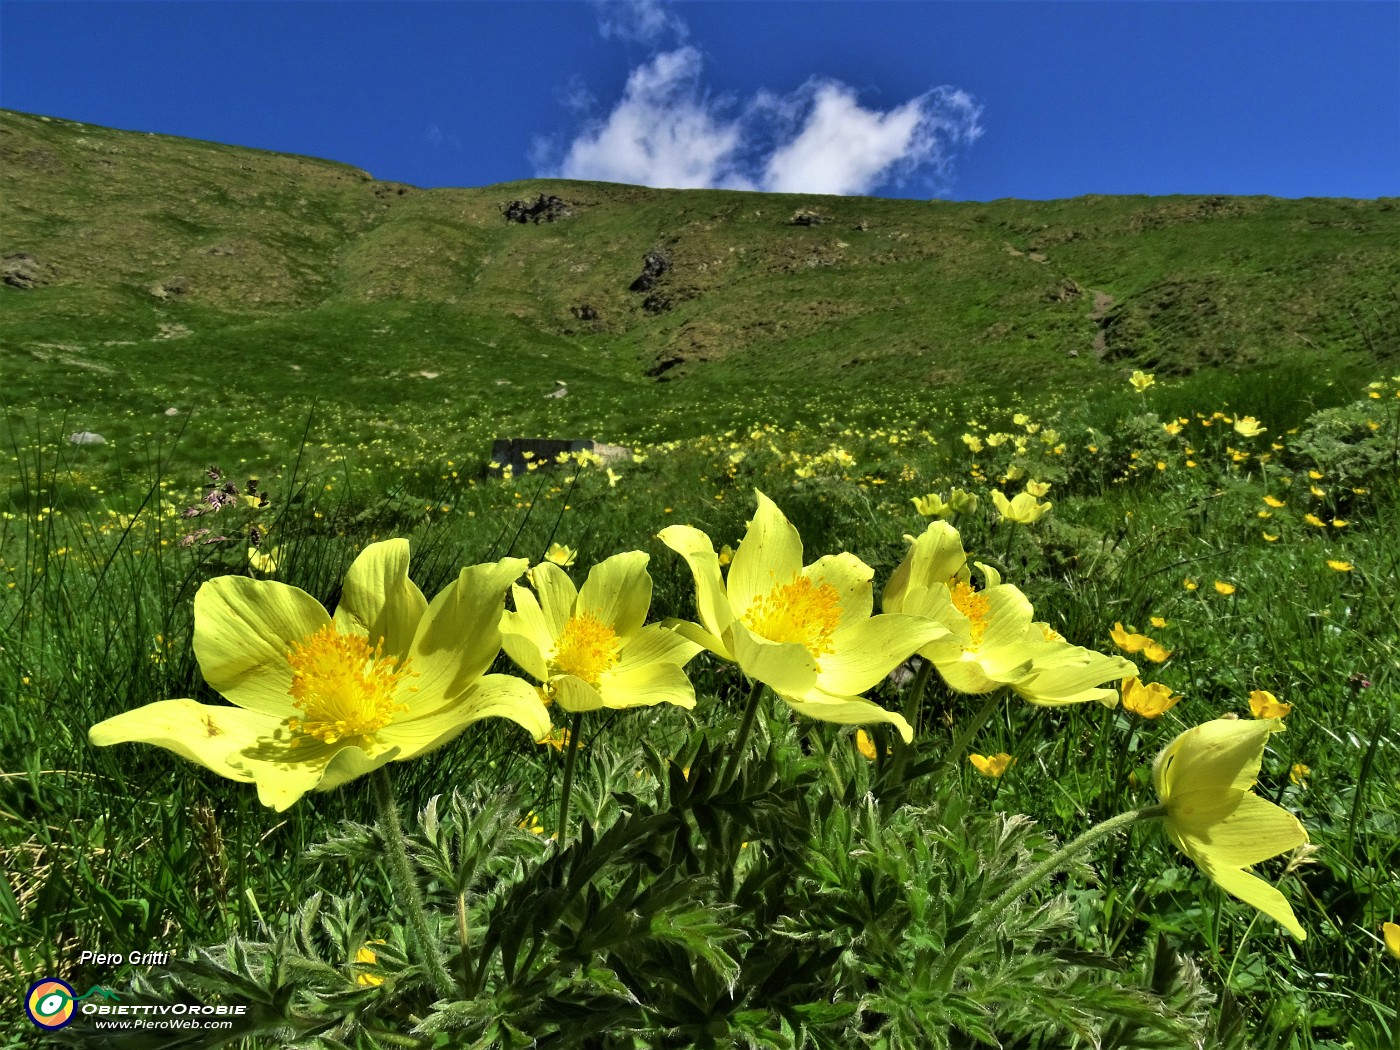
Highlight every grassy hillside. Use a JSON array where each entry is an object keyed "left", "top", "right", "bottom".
[{"left": 3, "top": 107, "right": 1397, "bottom": 460}]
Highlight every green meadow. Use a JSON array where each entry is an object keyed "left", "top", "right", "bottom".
[{"left": 2, "top": 108, "right": 1398, "bottom": 1048}]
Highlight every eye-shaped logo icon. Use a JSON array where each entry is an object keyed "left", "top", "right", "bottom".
[{"left": 26, "top": 979, "right": 78, "bottom": 1029}]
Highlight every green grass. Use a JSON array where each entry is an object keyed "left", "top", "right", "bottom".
[{"left": 2, "top": 367, "right": 1398, "bottom": 1047}]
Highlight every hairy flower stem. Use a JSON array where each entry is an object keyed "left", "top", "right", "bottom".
[
  {"left": 556, "top": 711, "right": 585, "bottom": 843},
  {"left": 720, "top": 678, "right": 768, "bottom": 789},
  {"left": 456, "top": 892, "right": 471, "bottom": 991},
  {"left": 370, "top": 768, "right": 456, "bottom": 999},
  {"left": 902, "top": 659, "right": 934, "bottom": 738},
  {"left": 935, "top": 805, "right": 1169, "bottom": 990}
]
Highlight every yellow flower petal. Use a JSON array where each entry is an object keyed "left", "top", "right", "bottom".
[
  {"left": 193, "top": 577, "right": 332, "bottom": 718},
  {"left": 727, "top": 491, "right": 804, "bottom": 615},
  {"left": 1188, "top": 850, "right": 1307, "bottom": 940},
  {"left": 332, "top": 539, "right": 426, "bottom": 662},
  {"left": 89, "top": 699, "right": 274, "bottom": 788},
  {"left": 658, "top": 523, "right": 736, "bottom": 641},
  {"left": 379, "top": 673, "right": 551, "bottom": 755},
  {"left": 1248, "top": 689, "right": 1292, "bottom": 719},
  {"left": 1120, "top": 677, "right": 1181, "bottom": 718},
  {"left": 525, "top": 561, "right": 579, "bottom": 640},
  {"left": 577, "top": 550, "right": 653, "bottom": 642},
  {"left": 969, "top": 752, "right": 1014, "bottom": 778},
  {"left": 729, "top": 624, "right": 820, "bottom": 699},
  {"left": 781, "top": 693, "right": 913, "bottom": 743},
  {"left": 410, "top": 558, "right": 529, "bottom": 711},
  {"left": 1383, "top": 921, "right": 1400, "bottom": 960},
  {"left": 1153, "top": 717, "right": 1308, "bottom": 938},
  {"left": 599, "top": 658, "right": 698, "bottom": 710},
  {"left": 1012, "top": 649, "right": 1136, "bottom": 707},
  {"left": 500, "top": 586, "right": 554, "bottom": 682},
  {"left": 817, "top": 614, "right": 949, "bottom": 696}
]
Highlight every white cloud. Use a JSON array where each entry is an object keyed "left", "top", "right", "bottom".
[
  {"left": 595, "top": 0, "right": 688, "bottom": 46},
  {"left": 536, "top": 47, "right": 983, "bottom": 196},
  {"left": 547, "top": 48, "right": 756, "bottom": 191},
  {"left": 762, "top": 82, "right": 983, "bottom": 195}
]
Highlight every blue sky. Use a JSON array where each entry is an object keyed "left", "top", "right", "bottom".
[{"left": 2, "top": 1, "right": 1396, "bottom": 201}]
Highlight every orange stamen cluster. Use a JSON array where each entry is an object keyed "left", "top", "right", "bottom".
[
  {"left": 948, "top": 578, "right": 991, "bottom": 647},
  {"left": 553, "top": 613, "right": 621, "bottom": 686},
  {"left": 743, "top": 574, "right": 843, "bottom": 658},
  {"left": 285, "top": 625, "right": 409, "bottom": 744}
]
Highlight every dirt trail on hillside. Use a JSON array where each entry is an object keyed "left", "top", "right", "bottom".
[{"left": 1090, "top": 291, "right": 1115, "bottom": 358}]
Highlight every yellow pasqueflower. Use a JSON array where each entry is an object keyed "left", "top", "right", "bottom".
[
  {"left": 946, "top": 488, "right": 980, "bottom": 515},
  {"left": 501, "top": 551, "right": 700, "bottom": 713},
  {"left": 1233, "top": 416, "right": 1266, "bottom": 438},
  {"left": 1384, "top": 922, "right": 1400, "bottom": 960},
  {"left": 90, "top": 541, "right": 550, "bottom": 811},
  {"left": 970, "top": 752, "right": 1014, "bottom": 778},
  {"left": 991, "top": 490, "right": 1052, "bottom": 525},
  {"left": 544, "top": 543, "right": 578, "bottom": 568},
  {"left": 1120, "top": 676, "right": 1181, "bottom": 718},
  {"left": 1327, "top": 559, "right": 1353, "bottom": 572},
  {"left": 884, "top": 522, "right": 1134, "bottom": 706},
  {"left": 912, "top": 492, "right": 953, "bottom": 518},
  {"left": 961, "top": 433, "right": 984, "bottom": 454},
  {"left": 1248, "top": 689, "right": 1291, "bottom": 719},
  {"left": 1214, "top": 580, "right": 1237, "bottom": 596},
  {"left": 1152, "top": 718, "right": 1308, "bottom": 938},
  {"left": 660, "top": 491, "right": 945, "bottom": 742},
  {"left": 248, "top": 544, "right": 282, "bottom": 576},
  {"left": 1263, "top": 495, "right": 1286, "bottom": 508},
  {"left": 1024, "top": 480, "right": 1051, "bottom": 498},
  {"left": 1129, "top": 370, "right": 1155, "bottom": 392}
]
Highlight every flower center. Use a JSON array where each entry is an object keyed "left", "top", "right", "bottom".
[
  {"left": 743, "top": 574, "right": 843, "bottom": 658},
  {"left": 553, "top": 614, "right": 621, "bottom": 686},
  {"left": 285, "top": 625, "right": 410, "bottom": 745},
  {"left": 948, "top": 579, "right": 990, "bottom": 648}
]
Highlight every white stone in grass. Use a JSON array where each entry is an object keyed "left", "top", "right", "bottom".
[{"left": 70, "top": 431, "right": 106, "bottom": 445}]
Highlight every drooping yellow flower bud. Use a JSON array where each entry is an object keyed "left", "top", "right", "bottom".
[
  {"left": 1152, "top": 718, "right": 1308, "bottom": 938},
  {"left": 992, "top": 490, "right": 1052, "bottom": 525}
]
